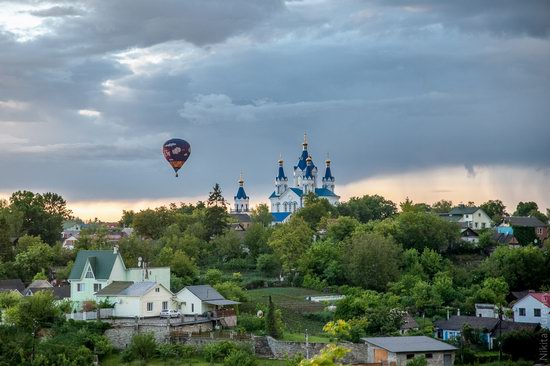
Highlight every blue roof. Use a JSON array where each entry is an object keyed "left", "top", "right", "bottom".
[
  {"left": 272, "top": 212, "right": 291, "bottom": 223},
  {"left": 290, "top": 187, "right": 303, "bottom": 197},
  {"left": 235, "top": 186, "right": 248, "bottom": 200},
  {"left": 323, "top": 166, "right": 334, "bottom": 180},
  {"left": 315, "top": 188, "right": 337, "bottom": 197},
  {"left": 269, "top": 191, "right": 278, "bottom": 199},
  {"left": 295, "top": 149, "right": 309, "bottom": 171},
  {"left": 277, "top": 166, "right": 287, "bottom": 180},
  {"left": 305, "top": 164, "right": 315, "bottom": 178}
]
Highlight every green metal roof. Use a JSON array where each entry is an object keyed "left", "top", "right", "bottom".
[{"left": 69, "top": 250, "right": 119, "bottom": 280}]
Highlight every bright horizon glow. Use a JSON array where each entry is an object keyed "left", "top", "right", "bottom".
[{"left": 2, "top": 165, "right": 547, "bottom": 222}]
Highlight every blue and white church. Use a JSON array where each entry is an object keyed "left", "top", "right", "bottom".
[{"left": 269, "top": 134, "right": 340, "bottom": 223}]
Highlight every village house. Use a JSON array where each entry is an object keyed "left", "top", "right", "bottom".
[
  {"left": 498, "top": 216, "right": 548, "bottom": 244},
  {"left": 0, "top": 279, "right": 25, "bottom": 296},
  {"left": 95, "top": 281, "right": 174, "bottom": 318},
  {"left": 512, "top": 292, "right": 550, "bottom": 329},
  {"left": 439, "top": 206, "right": 492, "bottom": 231},
  {"left": 175, "top": 285, "right": 239, "bottom": 317},
  {"left": 434, "top": 315, "right": 539, "bottom": 349},
  {"left": 362, "top": 336, "right": 456, "bottom": 366},
  {"left": 68, "top": 248, "right": 170, "bottom": 309}
]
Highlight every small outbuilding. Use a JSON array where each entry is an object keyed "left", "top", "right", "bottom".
[{"left": 362, "top": 336, "right": 456, "bottom": 366}]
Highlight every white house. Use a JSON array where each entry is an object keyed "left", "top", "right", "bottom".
[
  {"left": 95, "top": 281, "right": 175, "bottom": 318},
  {"left": 175, "top": 285, "right": 239, "bottom": 315},
  {"left": 68, "top": 248, "right": 170, "bottom": 309},
  {"left": 440, "top": 206, "right": 492, "bottom": 230},
  {"left": 512, "top": 292, "right": 550, "bottom": 329},
  {"left": 62, "top": 235, "right": 78, "bottom": 250}
]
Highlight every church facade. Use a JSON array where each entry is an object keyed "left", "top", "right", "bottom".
[{"left": 268, "top": 134, "right": 339, "bottom": 223}]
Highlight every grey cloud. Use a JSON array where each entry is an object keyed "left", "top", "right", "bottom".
[{"left": 27, "top": 6, "right": 82, "bottom": 17}]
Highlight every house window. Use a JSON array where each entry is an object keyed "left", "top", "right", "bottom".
[
  {"left": 162, "top": 301, "right": 168, "bottom": 310},
  {"left": 406, "top": 354, "right": 415, "bottom": 359},
  {"left": 425, "top": 354, "right": 433, "bottom": 359},
  {"left": 155, "top": 287, "right": 160, "bottom": 293},
  {"left": 537, "top": 228, "right": 543, "bottom": 234},
  {"left": 475, "top": 222, "right": 479, "bottom": 229},
  {"left": 534, "top": 309, "right": 541, "bottom": 317},
  {"left": 191, "top": 303, "right": 194, "bottom": 313},
  {"left": 519, "top": 308, "right": 526, "bottom": 316},
  {"left": 77, "top": 283, "right": 85, "bottom": 292},
  {"left": 482, "top": 223, "right": 486, "bottom": 229},
  {"left": 85, "top": 266, "right": 94, "bottom": 278},
  {"left": 94, "top": 283, "right": 102, "bottom": 292},
  {"left": 147, "top": 302, "right": 153, "bottom": 312}
]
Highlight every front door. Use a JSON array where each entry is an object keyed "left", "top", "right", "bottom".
[{"left": 444, "top": 354, "right": 452, "bottom": 366}]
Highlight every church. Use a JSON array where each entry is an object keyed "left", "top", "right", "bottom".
[
  {"left": 269, "top": 134, "right": 340, "bottom": 223},
  {"left": 230, "top": 134, "right": 340, "bottom": 224}
]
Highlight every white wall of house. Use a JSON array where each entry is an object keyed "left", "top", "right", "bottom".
[
  {"left": 138, "top": 285, "right": 175, "bottom": 317},
  {"left": 176, "top": 288, "right": 213, "bottom": 315},
  {"left": 110, "top": 255, "right": 127, "bottom": 281},
  {"left": 513, "top": 295, "right": 550, "bottom": 329},
  {"left": 126, "top": 267, "right": 170, "bottom": 290},
  {"left": 459, "top": 209, "right": 492, "bottom": 230}
]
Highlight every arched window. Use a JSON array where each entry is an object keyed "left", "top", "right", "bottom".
[
  {"left": 283, "top": 202, "right": 288, "bottom": 212},
  {"left": 276, "top": 203, "right": 280, "bottom": 212}
]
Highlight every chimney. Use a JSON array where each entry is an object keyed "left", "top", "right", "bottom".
[
  {"left": 113, "top": 245, "right": 118, "bottom": 254},
  {"left": 457, "top": 308, "right": 461, "bottom": 316}
]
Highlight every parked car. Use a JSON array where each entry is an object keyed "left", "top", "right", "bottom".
[{"left": 160, "top": 309, "right": 181, "bottom": 318}]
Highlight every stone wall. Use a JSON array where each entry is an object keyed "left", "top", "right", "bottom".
[
  {"left": 105, "top": 322, "right": 214, "bottom": 350},
  {"left": 263, "top": 336, "right": 368, "bottom": 363}
]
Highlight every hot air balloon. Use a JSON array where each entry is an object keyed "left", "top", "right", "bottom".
[{"left": 162, "top": 138, "right": 191, "bottom": 177}]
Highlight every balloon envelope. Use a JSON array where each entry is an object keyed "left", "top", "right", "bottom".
[{"left": 162, "top": 138, "right": 191, "bottom": 177}]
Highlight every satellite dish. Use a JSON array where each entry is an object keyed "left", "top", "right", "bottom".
[
  {"left": 138, "top": 257, "right": 143, "bottom": 267},
  {"left": 256, "top": 310, "right": 264, "bottom": 318}
]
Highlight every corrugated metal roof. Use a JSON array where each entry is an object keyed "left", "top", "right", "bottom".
[
  {"left": 69, "top": 250, "right": 119, "bottom": 280},
  {"left": 185, "top": 285, "right": 225, "bottom": 301},
  {"left": 362, "top": 336, "right": 456, "bottom": 353}
]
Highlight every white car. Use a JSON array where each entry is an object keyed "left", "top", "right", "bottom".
[{"left": 160, "top": 309, "right": 181, "bottom": 318}]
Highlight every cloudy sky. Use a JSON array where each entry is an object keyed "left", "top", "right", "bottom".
[{"left": 1, "top": 0, "right": 549, "bottom": 220}]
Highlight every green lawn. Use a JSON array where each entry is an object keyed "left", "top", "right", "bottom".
[
  {"left": 282, "top": 332, "right": 330, "bottom": 343},
  {"left": 245, "top": 287, "right": 334, "bottom": 336}
]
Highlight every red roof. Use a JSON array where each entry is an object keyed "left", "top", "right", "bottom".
[{"left": 530, "top": 292, "right": 550, "bottom": 307}]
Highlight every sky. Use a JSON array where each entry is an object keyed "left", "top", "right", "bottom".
[{"left": 0, "top": 0, "right": 549, "bottom": 221}]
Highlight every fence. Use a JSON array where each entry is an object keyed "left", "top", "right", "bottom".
[{"left": 66, "top": 308, "right": 114, "bottom": 321}]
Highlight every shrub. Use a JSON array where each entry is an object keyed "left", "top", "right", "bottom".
[
  {"left": 202, "top": 341, "right": 239, "bottom": 362},
  {"left": 406, "top": 355, "right": 427, "bottom": 366},
  {"left": 223, "top": 349, "right": 258, "bottom": 366},
  {"left": 158, "top": 343, "right": 196, "bottom": 360},
  {"left": 127, "top": 332, "right": 157, "bottom": 362},
  {"left": 238, "top": 314, "right": 265, "bottom": 332}
]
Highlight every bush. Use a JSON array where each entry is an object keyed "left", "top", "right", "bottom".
[
  {"left": 202, "top": 341, "right": 240, "bottom": 362},
  {"left": 256, "top": 254, "right": 281, "bottom": 277},
  {"left": 406, "top": 355, "right": 427, "bottom": 366},
  {"left": 126, "top": 332, "right": 157, "bottom": 362},
  {"left": 238, "top": 314, "right": 265, "bottom": 333},
  {"left": 223, "top": 349, "right": 258, "bottom": 366},
  {"left": 304, "top": 311, "right": 334, "bottom": 323}
]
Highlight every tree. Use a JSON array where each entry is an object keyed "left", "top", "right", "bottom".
[
  {"left": 256, "top": 254, "right": 281, "bottom": 277},
  {"left": 323, "top": 320, "right": 351, "bottom": 341},
  {"left": 265, "top": 297, "right": 283, "bottom": 339},
  {"left": 132, "top": 207, "right": 175, "bottom": 239},
  {"left": 9, "top": 191, "right": 71, "bottom": 245},
  {"left": 514, "top": 201, "right": 539, "bottom": 216},
  {"left": 344, "top": 232, "right": 402, "bottom": 291},
  {"left": 431, "top": 200, "right": 453, "bottom": 214},
  {"left": 325, "top": 216, "right": 361, "bottom": 243},
  {"left": 295, "top": 194, "right": 334, "bottom": 229},
  {"left": 204, "top": 184, "right": 229, "bottom": 239},
  {"left": 337, "top": 195, "right": 397, "bottom": 223},
  {"left": 211, "top": 231, "right": 243, "bottom": 262},
  {"left": 126, "top": 332, "right": 157, "bottom": 362},
  {"left": 250, "top": 204, "right": 273, "bottom": 227},
  {"left": 300, "top": 240, "right": 345, "bottom": 286},
  {"left": 484, "top": 246, "right": 549, "bottom": 290},
  {"left": 214, "top": 281, "right": 247, "bottom": 302},
  {"left": 14, "top": 236, "right": 54, "bottom": 282},
  {"left": 400, "top": 198, "right": 431, "bottom": 213},
  {"left": 391, "top": 211, "right": 460, "bottom": 252},
  {"left": 170, "top": 250, "right": 198, "bottom": 280},
  {"left": 204, "top": 268, "right": 224, "bottom": 285},
  {"left": 119, "top": 209, "right": 135, "bottom": 227},
  {"left": 243, "top": 223, "right": 271, "bottom": 259},
  {"left": 479, "top": 200, "right": 507, "bottom": 223},
  {"left": 268, "top": 217, "right": 313, "bottom": 273},
  {"left": 4, "top": 290, "right": 62, "bottom": 334}
]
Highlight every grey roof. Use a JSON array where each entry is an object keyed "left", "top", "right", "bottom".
[
  {"left": 492, "top": 232, "right": 518, "bottom": 245},
  {"left": 26, "top": 280, "right": 53, "bottom": 290},
  {"left": 204, "top": 299, "right": 240, "bottom": 306},
  {"left": 230, "top": 213, "right": 252, "bottom": 223},
  {"left": 0, "top": 279, "right": 25, "bottom": 294},
  {"left": 362, "top": 336, "right": 456, "bottom": 353},
  {"left": 434, "top": 316, "right": 499, "bottom": 331},
  {"left": 95, "top": 281, "right": 133, "bottom": 296},
  {"left": 492, "top": 320, "right": 539, "bottom": 337},
  {"left": 506, "top": 216, "right": 546, "bottom": 227},
  {"left": 184, "top": 285, "right": 225, "bottom": 301},
  {"left": 401, "top": 313, "right": 419, "bottom": 330},
  {"left": 27, "top": 286, "right": 70, "bottom": 300},
  {"left": 449, "top": 206, "right": 480, "bottom": 215}
]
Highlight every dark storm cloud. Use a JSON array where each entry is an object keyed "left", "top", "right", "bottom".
[
  {"left": 375, "top": 0, "right": 550, "bottom": 37},
  {"left": 0, "top": 0, "right": 549, "bottom": 203}
]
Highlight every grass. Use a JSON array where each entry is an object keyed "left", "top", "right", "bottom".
[
  {"left": 102, "top": 354, "right": 286, "bottom": 366},
  {"left": 282, "top": 332, "right": 331, "bottom": 343},
  {"left": 245, "top": 287, "right": 334, "bottom": 336}
]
